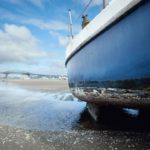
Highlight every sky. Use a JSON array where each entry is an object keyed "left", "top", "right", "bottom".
[{"left": 0, "top": 0, "right": 104, "bottom": 75}]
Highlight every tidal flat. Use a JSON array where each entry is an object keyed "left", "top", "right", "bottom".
[{"left": 0, "top": 79, "right": 150, "bottom": 150}]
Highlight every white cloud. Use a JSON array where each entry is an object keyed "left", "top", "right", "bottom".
[
  {"left": 8, "top": 0, "right": 20, "bottom": 4},
  {"left": 29, "top": 0, "right": 45, "bottom": 8},
  {"left": 24, "top": 19, "right": 68, "bottom": 31},
  {"left": 0, "top": 8, "right": 81, "bottom": 34},
  {"left": 7, "top": 0, "right": 44, "bottom": 8},
  {"left": 24, "top": 19, "right": 81, "bottom": 34},
  {"left": 0, "top": 9, "right": 18, "bottom": 20},
  {"left": 24, "top": 19, "right": 81, "bottom": 46},
  {"left": 49, "top": 31, "right": 69, "bottom": 47},
  {"left": 0, "top": 24, "right": 47, "bottom": 64},
  {"left": 23, "top": 17, "right": 81, "bottom": 33},
  {"left": 91, "top": 0, "right": 103, "bottom": 6}
]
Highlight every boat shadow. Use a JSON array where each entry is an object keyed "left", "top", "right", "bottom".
[{"left": 77, "top": 106, "right": 150, "bottom": 132}]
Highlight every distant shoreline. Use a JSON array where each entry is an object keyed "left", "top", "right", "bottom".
[{"left": 0, "top": 79, "right": 69, "bottom": 92}]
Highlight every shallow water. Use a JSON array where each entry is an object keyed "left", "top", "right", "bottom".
[{"left": 0, "top": 82, "right": 86, "bottom": 131}]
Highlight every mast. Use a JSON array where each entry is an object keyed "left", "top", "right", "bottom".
[
  {"left": 103, "top": 0, "right": 109, "bottom": 8},
  {"left": 68, "top": 9, "right": 73, "bottom": 39}
]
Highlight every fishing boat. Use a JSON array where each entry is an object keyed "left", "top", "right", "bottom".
[{"left": 65, "top": 0, "right": 150, "bottom": 108}]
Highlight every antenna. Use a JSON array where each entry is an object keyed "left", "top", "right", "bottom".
[{"left": 68, "top": 9, "right": 73, "bottom": 39}]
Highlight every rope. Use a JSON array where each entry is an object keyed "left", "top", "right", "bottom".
[{"left": 75, "top": 0, "right": 93, "bottom": 22}]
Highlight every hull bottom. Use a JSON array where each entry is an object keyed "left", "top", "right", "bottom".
[{"left": 70, "top": 78, "right": 150, "bottom": 108}]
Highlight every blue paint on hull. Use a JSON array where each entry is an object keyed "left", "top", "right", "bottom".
[{"left": 66, "top": 1, "right": 150, "bottom": 88}]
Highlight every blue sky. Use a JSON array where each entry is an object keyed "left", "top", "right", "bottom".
[{"left": 0, "top": 0, "right": 103, "bottom": 75}]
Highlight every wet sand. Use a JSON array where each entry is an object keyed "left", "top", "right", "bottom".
[
  {"left": 1, "top": 125, "right": 150, "bottom": 150},
  {"left": 0, "top": 79, "right": 150, "bottom": 149},
  {"left": 2, "top": 79, "right": 69, "bottom": 92}
]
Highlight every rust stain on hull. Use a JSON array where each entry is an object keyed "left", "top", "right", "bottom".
[
  {"left": 71, "top": 87, "right": 150, "bottom": 108},
  {"left": 69, "top": 78, "right": 150, "bottom": 108}
]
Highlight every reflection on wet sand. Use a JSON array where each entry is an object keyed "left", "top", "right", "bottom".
[{"left": 0, "top": 81, "right": 86, "bottom": 131}]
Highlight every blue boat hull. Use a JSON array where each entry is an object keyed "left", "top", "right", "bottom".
[{"left": 66, "top": 1, "right": 150, "bottom": 107}]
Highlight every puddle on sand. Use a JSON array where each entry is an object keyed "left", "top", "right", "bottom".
[{"left": 0, "top": 82, "right": 86, "bottom": 131}]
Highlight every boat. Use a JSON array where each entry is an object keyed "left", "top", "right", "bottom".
[{"left": 65, "top": 0, "right": 150, "bottom": 109}]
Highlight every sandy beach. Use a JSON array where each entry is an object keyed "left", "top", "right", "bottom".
[{"left": 1, "top": 79, "right": 69, "bottom": 92}]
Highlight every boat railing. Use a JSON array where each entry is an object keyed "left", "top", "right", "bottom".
[
  {"left": 68, "top": 0, "right": 110, "bottom": 39},
  {"left": 103, "top": 0, "right": 109, "bottom": 8}
]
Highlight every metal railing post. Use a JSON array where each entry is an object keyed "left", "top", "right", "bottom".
[
  {"left": 68, "top": 9, "right": 73, "bottom": 39},
  {"left": 103, "top": 0, "right": 109, "bottom": 8}
]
